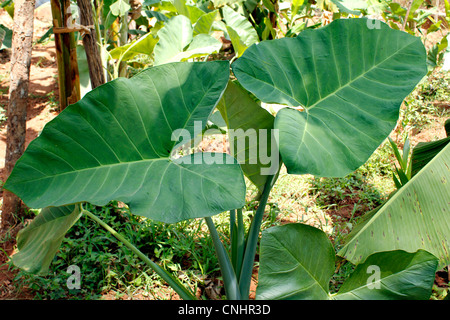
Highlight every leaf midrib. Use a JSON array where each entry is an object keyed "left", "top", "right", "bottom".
[
  {"left": 11, "top": 155, "right": 239, "bottom": 202},
  {"left": 335, "top": 260, "right": 434, "bottom": 299},
  {"left": 241, "top": 32, "right": 416, "bottom": 110},
  {"left": 306, "top": 37, "right": 416, "bottom": 111},
  {"left": 11, "top": 157, "right": 170, "bottom": 184}
]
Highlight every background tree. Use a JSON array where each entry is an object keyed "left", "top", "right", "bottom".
[{"left": 1, "top": 0, "right": 36, "bottom": 231}]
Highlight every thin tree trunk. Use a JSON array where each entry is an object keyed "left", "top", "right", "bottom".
[
  {"left": 50, "top": 0, "right": 67, "bottom": 110},
  {"left": 61, "top": 0, "right": 80, "bottom": 106},
  {"left": 50, "top": 0, "right": 81, "bottom": 111},
  {"left": 118, "top": 13, "right": 128, "bottom": 78},
  {"left": 1, "top": 0, "right": 36, "bottom": 231},
  {"left": 76, "top": 0, "right": 105, "bottom": 89}
]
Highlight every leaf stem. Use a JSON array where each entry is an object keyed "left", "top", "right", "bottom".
[
  {"left": 205, "top": 216, "right": 241, "bottom": 300},
  {"left": 234, "top": 208, "right": 245, "bottom": 280},
  {"left": 81, "top": 208, "right": 196, "bottom": 300},
  {"left": 238, "top": 174, "right": 276, "bottom": 299}
]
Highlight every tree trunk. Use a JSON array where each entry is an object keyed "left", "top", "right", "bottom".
[
  {"left": 61, "top": 0, "right": 81, "bottom": 107},
  {"left": 76, "top": 0, "right": 105, "bottom": 89},
  {"left": 1, "top": 0, "right": 36, "bottom": 231},
  {"left": 50, "top": 0, "right": 81, "bottom": 111}
]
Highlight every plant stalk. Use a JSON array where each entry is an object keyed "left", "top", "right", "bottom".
[
  {"left": 82, "top": 209, "right": 196, "bottom": 300},
  {"left": 233, "top": 208, "right": 245, "bottom": 280},
  {"left": 238, "top": 174, "right": 276, "bottom": 299},
  {"left": 205, "top": 216, "right": 241, "bottom": 300}
]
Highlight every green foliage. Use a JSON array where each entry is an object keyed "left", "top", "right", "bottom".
[
  {"left": 0, "top": 103, "right": 7, "bottom": 125},
  {"left": 388, "top": 135, "right": 412, "bottom": 189},
  {"left": 13, "top": 201, "right": 220, "bottom": 299},
  {"left": 309, "top": 173, "right": 386, "bottom": 218},
  {"left": 233, "top": 18, "right": 427, "bottom": 177},
  {"left": 217, "top": 80, "right": 276, "bottom": 192},
  {"left": 411, "top": 119, "right": 450, "bottom": 177},
  {"left": 154, "top": 15, "right": 222, "bottom": 65},
  {"left": 221, "top": 6, "right": 259, "bottom": 57},
  {"left": 0, "top": 24, "right": 12, "bottom": 49},
  {"left": 333, "top": 249, "right": 438, "bottom": 300},
  {"left": 12, "top": 205, "right": 82, "bottom": 275},
  {"left": 339, "top": 143, "right": 450, "bottom": 269},
  {"left": 6, "top": 14, "right": 446, "bottom": 301},
  {"left": 256, "top": 223, "right": 335, "bottom": 300},
  {"left": 4, "top": 61, "right": 245, "bottom": 223},
  {"left": 257, "top": 223, "right": 438, "bottom": 300}
]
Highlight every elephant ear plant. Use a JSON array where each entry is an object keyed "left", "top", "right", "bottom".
[{"left": 4, "top": 18, "right": 436, "bottom": 300}]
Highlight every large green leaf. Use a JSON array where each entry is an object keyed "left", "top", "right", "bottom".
[
  {"left": 338, "top": 143, "right": 450, "bottom": 269},
  {"left": 193, "top": 10, "right": 219, "bottom": 35},
  {"left": 330, "top": 0, "right": 367, "bottom": 14},
  {"left": 154, "top": 15, "right": 193, "bottom": 66},
  {"left": 172, "top": 0, "right": 206, "bottom": 24},
  {"left": 222, "top": 6, "right": 258, "bottom": 57},
  {"left": 334, "top": 250, "right": 438, "bottom": 300},
  {"left": 11, "top": 205, "right": 81, "bottom": 275},
  {"left": 411, "top": 119, "right": 450, "bottom": 177},
  {"left": 212, "top": 0, "right": 244, "bottom": 7},
  {"left": 217, "top": 80, "right": 278, "bottom": 192},
  {"left": 109, "top": 0, "right": 130, "bottom": 16},
  {"left": 4, "top": 61, "right": 246, "bottom": 223},
  {"left": 411, "top": 137, "right": 450, "bottom": 177},
  {"left": 256, "top": 223, "right": 335, "bottom": 300},
  {"left": 102, "top": 0, "right": 125, "bottom": 29},
  {"left": 232, "top": 18, "right": 427, "bottom": 177},
  {"left": 109, "top": 33, "right": 159, "bottom": 62},
  {"left": 179, "top": 34, "right": 222, "bottom": 60},
  {"left": 154, "top": 15, "right": 222, "bottom": 66}
]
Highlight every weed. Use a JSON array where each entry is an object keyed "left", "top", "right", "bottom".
[{"left": 46, "top": 91, "right": 59, "bottom": 111}]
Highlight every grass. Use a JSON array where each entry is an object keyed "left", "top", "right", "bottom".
[{"left": 11, "top": 201, "right": 228, "bottom": 300}]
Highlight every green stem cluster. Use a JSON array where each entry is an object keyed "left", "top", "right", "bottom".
[
  {"left": 206, "top": 173, "right": 277, "bottom": 299},
  {"left": 82, "top": 172, "right": 277, "bottom": 300}
]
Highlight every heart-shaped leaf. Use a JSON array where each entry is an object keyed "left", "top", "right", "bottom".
[
  {"left": 109, "top": 32, "right": 159, "bottom": 62},
  {"left": 232, "top": 18, "right": 427, "bottom": 177},
  {"left": 154, "top": 15, "right": 222, "bottom": 66},
  {"left": 4, "top": 61, "right": 246, "bottom": 223},
  {"left": 193, "top": 10, "right": 218, "bottom": 35},
  {"left": 334, "top": 250, "right": 438, "bottom": 300},
  {"left": 172, "top": 0, "right": 206, "bottom": 24},
  {"left": 256, "top": 223, "right": 335, "bottom": 300},
  {"left": 222, "top": 6, "right": 258, "bottom": 57},
  {"left": 11, "top": 205, "right": 81, "bottom": 275}
]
